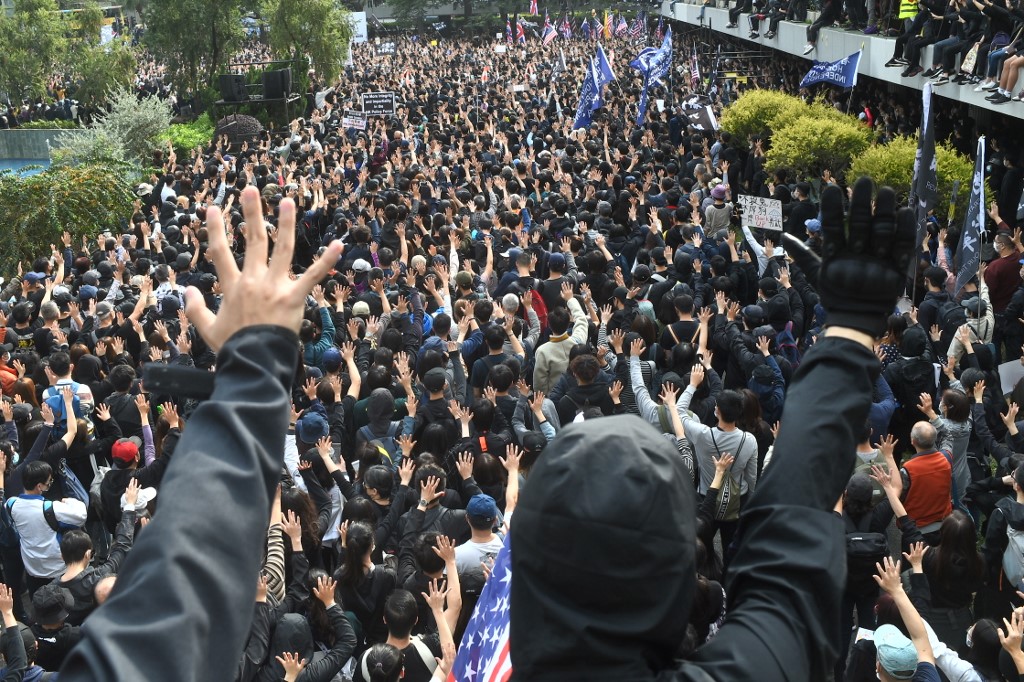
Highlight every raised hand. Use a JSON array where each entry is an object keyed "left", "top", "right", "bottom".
[{"left": 782, "top": 177, "right": 916, "bottom": 338}]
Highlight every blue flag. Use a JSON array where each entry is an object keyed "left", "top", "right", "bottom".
[
  {"left": 910, "top": 83, "right": 938, "bottom": 248},
  {"left": 573, "top": 57, "right": 601, "bottom": 129},
  {"left": 956, "top": 136, "right": 986, "bottom": 295},
  {"left": 799, "top": 50, "right": 862, "bottom": 89},
  {"left": 595, "top": 43, "right": 616, "bottom": 88},
  {"left": 630, "top": 26, "right": 672, "bottom": 125}
]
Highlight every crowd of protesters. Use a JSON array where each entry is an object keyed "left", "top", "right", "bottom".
[{"left": 4, "top": 22, "right": 1024, "bottom": 681}]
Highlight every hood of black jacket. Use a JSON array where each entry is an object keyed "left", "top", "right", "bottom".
[{"left": 510, "top": 415, "right": 695, "bottom": 680}]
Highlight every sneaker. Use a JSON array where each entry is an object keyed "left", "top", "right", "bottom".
[
  {"left": 726, "top": 22, "right": 738, "bottom": 28},
  {"left": 802, "top": 43, "right": 814, "bottom": 54},
  {"left": 885, "top": 58, "right": 903, "bottom": 67},
  {"left": 922, "top": 67, "right": 940, "bottom": 78},
  {"left": 973, "top": 82, "right": 987, "bottom": 91},
  {"left": 749, "top": 31, "right": 760, "bottom": 37},
  {"left": 863, "top": 24, "right": 878, "bottom": 34},
  {"left": 902, "top": 66, "right": 923, "bottom": 77},
  {"left": 765, "top": 30, "right": 776, "bottom": 38},
  {"left": 952, "top": 74, "right": 969, "bottom": 84},
  {"left": 986, "top": 91, "right": 1006, "bottom": 101},
  {"left": 932, "top": 74, "right": 949, "bottom": 85},
  {"left": 992, "top": 93, "right": 1012, "bottom": 104},
  {"left": 1015, "top": 91, "right": 1024, "bottom": 101},
  {"left": 982, "top": 81, "right": 999, "bottom": 90}
]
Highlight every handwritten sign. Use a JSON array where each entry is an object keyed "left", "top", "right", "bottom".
[
  {"left": 342, "top": 110, "right": 367, "bottom": 130},
  {"left": 737, "top": 196, "right": 784, "bottom": 231}
]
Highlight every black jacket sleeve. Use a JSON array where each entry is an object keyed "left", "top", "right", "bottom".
[
  {"left": 297, "top": 606, "right": 356, "bottom": 682},
  {"left": 687, "top": 338, "right": 877, "bottom": 682},
  {"left": 60, "top": 326, "right": 300, "bottom": 682},
  {"left": 0, "top": 623, "right": 26, "bottom": 682}
]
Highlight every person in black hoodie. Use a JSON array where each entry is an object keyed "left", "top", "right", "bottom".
[
  {"left": 510, "top": 177, "right": 915, "bottom": 681},
  {"left": 980, "top": 463, "right": 1024, "bottom": 622}
]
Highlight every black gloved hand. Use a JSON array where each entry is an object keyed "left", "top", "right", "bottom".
[{"left": 781, "top": 177, "right": 914, "bottom": 337}]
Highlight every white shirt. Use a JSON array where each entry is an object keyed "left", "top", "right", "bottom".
[
  {"left": 455, "top": 535, "right": 504, "bottom": 575},
  {"left": 9, "top": 495, "right": 87, "bottom": 579}
]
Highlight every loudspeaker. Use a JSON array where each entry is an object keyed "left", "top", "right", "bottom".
[
  {"left": 218, "top": 74, "right": 248, "bottom": 103},
  {"left": 262, "top": 68, "right": 292, "bottom": 100}
]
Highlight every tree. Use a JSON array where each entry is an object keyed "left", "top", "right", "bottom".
[
  {"left": 765, "top": 114, "right": 872, "bottom": 181},
  {"left": 263, "top": 0, "right": 353, "bottom": 81},
  {"left": 389, "top": 0, "right": 470, "bottom": 22},
  {"left": 143, "top": 0, "right": 245, "bottom": 96},
  {"left": 69, "top": 39, "right": 138, "bottom": 105},
  {"left": 0, "top": 161, "right": 135, "bottom": 274},
  {"left": 849, "top": 136, "right": 984, "bottom": 227},
  {"left": 0, "top": 0, "right": 68, "bottom": 103}
]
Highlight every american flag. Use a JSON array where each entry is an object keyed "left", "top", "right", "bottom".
[
  {"left": 691, "top": 46, "right": 700, "bottom": 88},
  {"left": 448, "top": 536, "right": 513, "bottom": 682},
  {"left": 543, "top": 11, "right": 557, "bottom": 44},
  {"left": 604, "top": 11, "right": 613, "bottom": 39},
  {"left": 615, "top": 15, "right": 628, "bottom": 36},
  {"left": 656, "top": 15, "right": 665, "bottom": 42},
  {"left": 506, "top": 17, "right": 513, "bottom": 43},
  {"left": 560, "top": 15, "right": 572, "bottom": 39},
  {"left": 529, "top": 0, "right": 538, "bottom": 14},
  {"left": 516, "top": 19, "right": 526, "bottom": 43},
  {"left": 628, "top": 15, "right": 643, "bottom": 39},
  {"left": 591, "top": 16, "right": 601, "bottom": 40}
]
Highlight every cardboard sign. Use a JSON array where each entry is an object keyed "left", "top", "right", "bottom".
[
  {"left": 377, "top": 42, "right": 396, "bottom": 55},
  {"left": 737, "top": 195, "right": 784, "bottom": 231},
  {"left": 342, "top": 110, "right": 367, "bottom": 130},
  {"left": 361, "top": 91, "right": 396, "bottom": 116}
]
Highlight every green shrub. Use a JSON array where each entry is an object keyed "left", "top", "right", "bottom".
[
  {"left": 719, "top": 90, "right": 808, "bottom": 145},
  {"left": 160, "top": 112, "right": 216, "bottom": 156},
  {"left": 15, "top": 119, "right": 80, "bottom": 130},
  {"left": 849, "top": 135, "right": 986, "bottom": 227},
  {"left": 765, "top": 114, "right": 872, "bottom": 182}
]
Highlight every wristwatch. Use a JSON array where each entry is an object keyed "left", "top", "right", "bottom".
[{"left": 418, "top": 499, "right": 429, "bottom": 508}]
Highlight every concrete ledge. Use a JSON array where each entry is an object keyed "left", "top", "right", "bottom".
[
  {"left": 0, "top": 130, "right": 63, "bottom": 161},
  {"left": 661, "top": 0, "right": 1022, "bottom": 121}
]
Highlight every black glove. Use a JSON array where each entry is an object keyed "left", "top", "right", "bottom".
[{"left": 781, "top": 177, "right": 914, "bottom": 337}]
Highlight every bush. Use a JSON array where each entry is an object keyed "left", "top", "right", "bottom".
[
  {"left": 55, "top": 88, "right": 172, "bottom": 166},
  {"left": 16, "top": 119, "right": 79, "bottom": 130},
  {"left": 0, "top": 161, "right": 135, "bottom": 273},
  {"left": 160, "top": 112, "right": 215, "bottom": 156},
  {"left": 849, "top": 136, "right": 985, "bottom": 227},
  {"left": 719, "top": 90, "right": 808, "bottom": 145},
  {"left": 765, "top": 114, "right": 872, "bottom": 182}
]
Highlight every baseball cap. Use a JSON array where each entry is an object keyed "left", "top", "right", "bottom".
[
  {"left": 24, "top": 272, "right": 46, "bottom": 284},
  {"left": 805, "top": 218, "right": 822, "bottom": 233},
  {"left": 352, "top": 259, "right": 372, "bottom": 273},
  {"left": 961, "top": 296, "right": 988, "bottom": 316},
  {"left": 78, "top": 284, "right": 98, "bottom": 301},
  {"left": 95, "top": 301, "right": 114, "bottom": 319},
  {"left": 501, "top": 247, "right": 523, "bottom": 260},
  {"left": 741, "top": 305, "right": 765, "bottom": 322},
  {"left": 120, "top": 486, "right": 158, "bottom": 512},
  {"left": 296, "top": 411, "right": 329, "bottom": 444},
  {"left": 455, "top": 271, "right": 474, "bottom": 289},
  {"left": 548, "top": 252, "right": 566, "bottom": 270},
  {"left": 423, "top": 367, "right": 447, "bottom": 393},
  {"left": 612, "top": 286, "right": 629, "bottom": 302},
  {"left": 845, "top": 472, "right": 874, "bottom": 506},
  {"left": 111, "top": 436, "right": 143, "bottom": 465},
  {"left": 751, "top": 364, "right": 776, "bottom": 386},
  {"left": 32, "top": 584, "right": 72, "bottom": 626},
  {"left": 466, "top": 493, "right": 499, "bottom": 521},
  {"left": 651, "top": 247, "right": 669, "bottom": 266},
  {"left": 82, "top": 270, "right": 100, "bottom": 286},
  {"left": 874, "top": 624, "right": 919, "bottom": 680},
  {"left": 322, "top": 348, "right": 342, "bottom": 372},
  {"left": 352, "top": 301, "right": 371, "bottom": 317},
  {"left": 633, "top": 264, "right": 652, "bottom": 283}
]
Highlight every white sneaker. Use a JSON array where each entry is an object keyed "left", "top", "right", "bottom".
[
  {"left": 802, "top": 43, "right": 814, "bottom": 55},
  {"left": 983, "top": 81, "right": 999, "bottom": 90},
  {"left": 973, "top": 82, "right": 989, "bottom": 91}
]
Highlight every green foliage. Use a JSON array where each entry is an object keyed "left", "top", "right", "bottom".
[
  {"left": 849, "top": 136, "right": 985, "bottom": 227},
  {"left": 0, "top": 161, "right": 135, "bottom": 273},
  {"left": 16, "top": 119, "right": 80, "bottom": 129},
  {"left": 69, "top": 39, "right": 138, "bottom": 104},
  {"left": 143, "top": 0, "right": 246, "bottom": 95},
  {"left": 263, "top": 0, "right": 353, "bottom": 80},
  {"left": 159, "top": 113, "right": 216, "bottom": 156},
  {"left": 765, "top": 114, "right": 871, "bottom": 181},
  {"left": 0, "top": 0, "right": 68, "bottom": 101},
  {"left": 718, "top": 90, "right": 807, "bottom": 145},
  {"left": 54, "top": 89, "right": 173, "bottom": 165}
]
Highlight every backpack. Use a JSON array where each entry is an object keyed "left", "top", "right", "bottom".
[
  {"left": 775, "top": 321, "right": 802, "bottom": 371},
  {"left": 710, "top": 429, "right": 747, "bottom": 522},
  {"left": 845, "top": 513, "right": 889, "bottom": 578},
  {"left": 852, "top": 452, "right": 888, "bottom": 505},
  {"left": 5, "top": 498, "right": 73, "bottom": 543},
  {"left": 43, "top": 389, "right": 84, "bottom": 440},
  {"left": 891, "top": 358, "right": 935, "bottom": 412},
  {"left": 359, "top": 636, "right": 436, "bottom": 680},
  {"left": 358, "top": 422, "right": 401, "bottom": 466},
  {"left": 89, "top": 459, "right": 112, "bottom": 513},
  {"left": 938, "top": 300, "right": 967, "bottom": 332},
  {"left": 1002, "top": 504, "right": 1024, "bottom": 591}
]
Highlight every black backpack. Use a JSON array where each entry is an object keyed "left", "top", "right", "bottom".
[
  {"left": 892, "top": 358, "right": 935, "bottom": 412},
  {"left": 938, "top": 300, "right": 967, "bottom": 332},
  {"left": 845, "top": 513, "right": 888, "bottom": 578}
]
